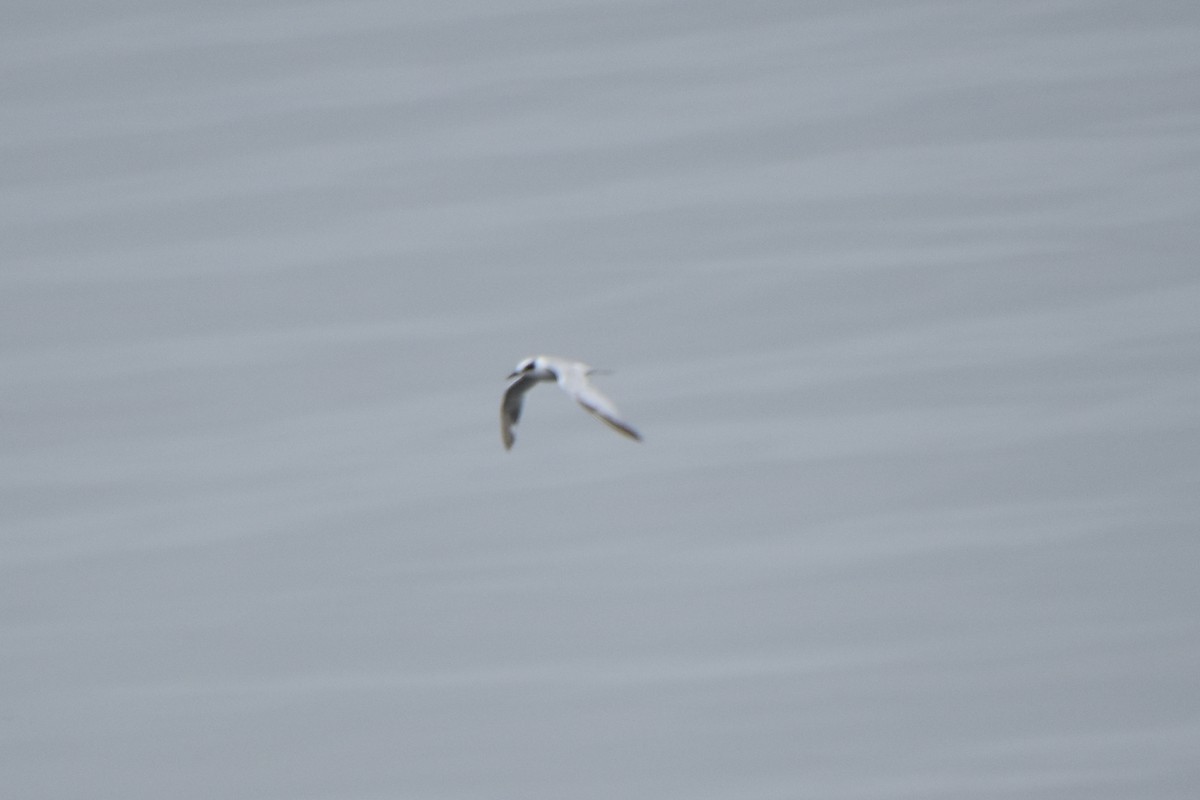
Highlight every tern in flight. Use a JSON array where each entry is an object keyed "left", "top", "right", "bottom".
[{"left": 501, "top": 355, "right": 642, "bottom": 450}]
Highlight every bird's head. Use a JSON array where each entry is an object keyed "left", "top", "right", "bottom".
[
  {"left": 507, "top": 356, "right": 540, "bottom": 380},
  {"left": 507, "top": 355, "right": 560, "bottom": 381}
]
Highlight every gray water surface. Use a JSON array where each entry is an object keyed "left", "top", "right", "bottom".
[{"left": 4, "top": 2, "right": 1199, "bottom": 798}]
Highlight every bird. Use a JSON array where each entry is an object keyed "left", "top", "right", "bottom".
[{"left": 501, "top": 355, "right": 642, "bottom": 450}]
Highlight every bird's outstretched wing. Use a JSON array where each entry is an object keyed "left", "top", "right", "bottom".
[
  {"left": 557, "top": 365, "right": 642, "bottom": 442},
  {"left": 500, "top": 374, "right": 540, "bottom": 450}
]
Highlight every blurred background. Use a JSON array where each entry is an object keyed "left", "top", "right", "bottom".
[{"left": 3, "top": 1, "right": 1199, "bottom": 797}]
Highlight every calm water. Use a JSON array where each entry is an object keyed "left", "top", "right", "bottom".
[{"left": 3, "top": 2, "right": 1199, "bottom": 798}]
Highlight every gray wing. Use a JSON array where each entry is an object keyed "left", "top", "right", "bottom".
[
  {"left": 557, "top": 365, "right": 642, "bottom": 442},
  {"left": 501, "top": 374, "right": 540, "bottom": 450}
]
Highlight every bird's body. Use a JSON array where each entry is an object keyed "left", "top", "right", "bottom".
[{"left": 501, "top": 355, "right": 642, "bottom": 450}]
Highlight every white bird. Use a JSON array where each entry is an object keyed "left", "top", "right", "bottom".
[{"left": 501, "top": 355, "right": 642, "bottom": 450}]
